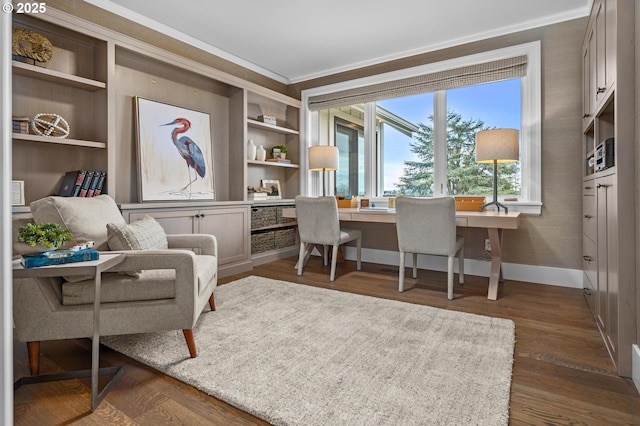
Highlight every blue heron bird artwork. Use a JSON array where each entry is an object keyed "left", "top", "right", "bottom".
[{"left": 134, "top": 97, "right": 215, "bottom": 201}]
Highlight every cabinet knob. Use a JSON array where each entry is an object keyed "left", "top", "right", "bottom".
[
  {"left": 583, "top": 215, "right": 593, "bottom": 219},
  {"left": 582, "top": 113, "right": 590, "bottom": 118},
  {"left": 596, "top": 87, "right": 606, "bottom": 94},
  {"left": 584, "top": 186, "right": 592, "bottom": 190},
  {"left": 583, "top": 255, "right": 593, "bottom": 262},
  {"left": 597, "top": 183, "right": 611, "bottom": 188}
]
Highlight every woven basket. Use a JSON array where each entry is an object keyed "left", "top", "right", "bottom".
[
  {"left": 251, "top": 206, "right": 277, "bottom": 229},
  {"left": 274, "top": 228, "right": 296, "bottom": 249},
  {"left": 251, "top": 231, "right": 275, "bottom": 254}
]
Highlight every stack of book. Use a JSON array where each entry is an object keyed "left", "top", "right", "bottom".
[
  {"left": 257, "top": 115, "right": 277, "bottom": 125},
  {"left": 248, "top": 192, "right": 268, "bottom": 201},
  {"left": 12, "top": 116, "right": 29, "bottom": 134},
  {"left": 21, "top": 248, "right": 99, "bottom": 268},
  {"left": 266, "top": 158, "right": 291, "bottom": 164},
  {"left": 58, "top": 170, "right": 106, "bottom": 197}
]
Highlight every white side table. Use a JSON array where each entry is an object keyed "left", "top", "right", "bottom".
[{"left": 13, "top": 252, "right": 126, "bottom": 412}]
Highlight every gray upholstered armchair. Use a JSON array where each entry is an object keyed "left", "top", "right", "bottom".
[{"left": 12, "top": 195, "right": 218, "bottom": 375}]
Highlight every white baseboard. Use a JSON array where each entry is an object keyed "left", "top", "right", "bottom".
[
  {"left": 341, "top": 247, "right": 583, "bottom": 288},
  {"left": 633, "top": 345, "right": 640, "bottom": 394}
]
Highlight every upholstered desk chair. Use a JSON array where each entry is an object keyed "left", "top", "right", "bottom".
[
  {"left": 395, "top": 196, "right": 464, "bottom": 300},
  {"left": 295, "top": 196, "right": 362, "bottom": 281},
  {"left": 13, "top": 195, "right": 218, "bottom": 375}
]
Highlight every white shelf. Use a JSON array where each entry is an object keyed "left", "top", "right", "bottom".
[
  {"left": 12, "top": 133, "right": 106, "bottom": 149},
  {"left": 247, "top": 118, "right": 299, "bottom": 135},
  {"left": 12, "top": 60, "right": 106, "bottom": 91},
  {"left": 247, "top": 160, "right": 299, "bottom": 169},
  {"left": 251, "top": 222, "right": 297, "bottom": 232}
]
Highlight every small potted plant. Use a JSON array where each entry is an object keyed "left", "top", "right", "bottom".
[
  {"left": 17, "top": 222, "right": 73, "bottom": 254},
  {"left": 271, "top": 145, "right": 288, "bottom": 160}
]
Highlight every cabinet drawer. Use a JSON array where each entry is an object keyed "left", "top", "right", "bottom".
[
  {"left": 582, "top": 236, "right": 597, "bottom": 286},
  {"left": 582, "top": 195, "right": 596, "bottom": 241},
  {"left": 583, "top": 182, "right": 596, "bottom": 196}
]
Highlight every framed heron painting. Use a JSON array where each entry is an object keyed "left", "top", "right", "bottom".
[{"left": 134, "top": 96, "right": 215, "bottom": 202}]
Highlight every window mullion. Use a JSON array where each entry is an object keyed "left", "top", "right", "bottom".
[
  {"left": 364, "top": 102, "right": 377, "bottom": 197},
  {"left": 433, "top": 91, "right": 447, "bottom": 196}
]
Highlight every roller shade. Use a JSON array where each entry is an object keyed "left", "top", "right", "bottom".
[{"left": 308, "top": 55, "right": 527, "bottom": 111}]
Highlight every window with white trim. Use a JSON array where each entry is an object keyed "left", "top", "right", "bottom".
[{"left": 301, "top": 42, "right": 541, "bottom": 214}]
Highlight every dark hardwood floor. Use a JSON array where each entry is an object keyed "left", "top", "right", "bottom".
[{"left": 13, "top": 256, "right": 640, "bottom": 425}]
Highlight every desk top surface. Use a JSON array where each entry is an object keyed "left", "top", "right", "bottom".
[{"left": 282, "top": 207, "right": 520, "bottom": 229}]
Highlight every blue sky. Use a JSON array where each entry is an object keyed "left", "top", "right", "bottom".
[{"left": 378, "top": 79, "right": 521, "bottom": 190}]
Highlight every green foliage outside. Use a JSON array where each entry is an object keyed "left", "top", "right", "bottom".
[
  {"left": 395, "top": 110, "right": 520, "bottom": 196},
  {"left": 18, "top": 222, "right": 73, "bottom": 249}
]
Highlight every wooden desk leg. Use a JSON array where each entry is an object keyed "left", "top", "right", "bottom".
[{"left": 487, "top": 228, "right": 504, "bottom": 301}]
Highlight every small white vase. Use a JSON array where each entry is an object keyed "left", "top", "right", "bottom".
[
  {"left": 247, "top": 139, "right": 256, "bottom": 160},
  {"left": 256, "top": 144, "right": 266, "bottom": 161}
]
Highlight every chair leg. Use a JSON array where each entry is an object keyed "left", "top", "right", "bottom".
[
  {"left": 447, "top": 256, "right": 454, "bottom": 300},
  {"left": 412, "top": 253, "right": 418, "bottom": 279},
  {"left": 323, "top": 245, "right": 329, "bottom": 266},
  {"left": 399, "top": 251, "right": 406, "bottom": 292},
  {"left": 356, "top": 237, "right": 362, "bottom": 270},
  {"left": 458, "top": 245, "right": 465, "bottom": 284},
  {"left": 27, "top": 341, "right": 40, "bottom": 376},
  {"left": 329, "top": 244, "right": 339, "bottom": 282},
  {"left": 297, "top": 242, "right": 306, "bottom": 276},
  {"left": 208, "top": 292, "right": 216, "bottom": 311},
  {"left": 183, "top": 329, "right": 197, "bottom": 358}
]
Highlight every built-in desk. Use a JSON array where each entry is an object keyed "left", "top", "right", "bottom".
[{"left": 282, "top": 207, "right": 521, "bottom": 300}]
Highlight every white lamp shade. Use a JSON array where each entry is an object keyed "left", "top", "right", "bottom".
[
  {"left": 309, "top": 145, "right": 339, "bottom": 171},
  {"left": 475, "top": 129, "right": 520, "bottom": 164}
]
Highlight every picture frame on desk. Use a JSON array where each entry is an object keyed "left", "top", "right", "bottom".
[
  {"left": 261, "top": 179, "right": 281, "bottom": 199},
  {"left": 133, "top": 97, "right": 216, "bottom": 202}
]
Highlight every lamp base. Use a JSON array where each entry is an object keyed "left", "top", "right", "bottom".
[{"left": 479, "top": 200, "right": 509, "bottom": 214}]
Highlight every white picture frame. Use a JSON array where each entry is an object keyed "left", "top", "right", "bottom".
[
  {"left": 261, "top": 179, "right": 282, "bottom": 199},
  {"left": 133, "top": 96, "right": 215, "bottom": 202},
  {"left": 11, "top": 180, "right": 25, "bottom": 206}
]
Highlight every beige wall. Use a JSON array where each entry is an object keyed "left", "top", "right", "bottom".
[
  {"left": 292, "top": 19, "right": 588, "bottom": 270},
  {"left": 46, "top": 1, "right": 587, "bottom": 271}
]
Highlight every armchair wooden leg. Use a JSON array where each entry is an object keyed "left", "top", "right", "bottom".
[
  {"left": 27, "top": 341, "right": 40, "bottom": 376},
  {"left": 183, "top": 330, "right": 197, "bottom": 358},
  {"left": 208, "top": 293, "right": 216, "bottom": 311}
]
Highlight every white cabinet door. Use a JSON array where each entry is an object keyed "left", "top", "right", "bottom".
[{"left": 198, "top": 208, "right": 250, "bottom": 265}]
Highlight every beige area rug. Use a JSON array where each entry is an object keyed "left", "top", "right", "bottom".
[{"left": 102, "top": 276, "right": 515, "bottom": 425}]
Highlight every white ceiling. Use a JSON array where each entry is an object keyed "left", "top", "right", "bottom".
[{"left": 85, "top": 0, "right": 590, "bottom": 84}]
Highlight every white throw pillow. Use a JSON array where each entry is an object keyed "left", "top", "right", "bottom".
[{"left": 107, "top": 215, "right": 168, "bottom": 277}]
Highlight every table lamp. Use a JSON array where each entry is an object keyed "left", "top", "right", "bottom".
[
  {"left": 309, "top": 145, "right": 338, "bottom": 197},
  {"left": 475, "top": 129, "right": 519, "bottom": 213}
]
